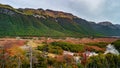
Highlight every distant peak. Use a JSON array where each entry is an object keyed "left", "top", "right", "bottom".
[{"left": 98, "top": 21, "right": 113, "bottom": 26}]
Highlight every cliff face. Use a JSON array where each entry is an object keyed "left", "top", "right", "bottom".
[
  {"left": 18, "top": 8, "right": 77, "bottom": 19},
  {"left": 0, "top": 4, "right": 120, "bottom": 37}
]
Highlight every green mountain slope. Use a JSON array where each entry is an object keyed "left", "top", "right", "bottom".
[{"left": 0, "top": 4, "right": 120, "bottom": 37}]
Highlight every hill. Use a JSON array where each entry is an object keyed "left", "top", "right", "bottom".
[{"left": 0, "top": 4, "right": 120, "bottom": 37}]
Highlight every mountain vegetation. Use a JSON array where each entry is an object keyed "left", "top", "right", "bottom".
[{"left": 0, "top": 4, "right": 120, "bottom": 37}]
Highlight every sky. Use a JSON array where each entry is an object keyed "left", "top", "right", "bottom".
[{"left": 0, "top": 0, "right": 120, "bottom": 24}]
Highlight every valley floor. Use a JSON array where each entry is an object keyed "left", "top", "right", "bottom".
[{"left": 0, "top": 37, "right": 119, "bottom": 68}]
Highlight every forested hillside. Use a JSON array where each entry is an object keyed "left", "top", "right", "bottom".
[{"left": 0, "top": 4, "right": 120, "bottom": 37}]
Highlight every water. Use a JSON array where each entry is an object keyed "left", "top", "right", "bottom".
[{"left": 104, "top": 44, "right": 119, "bottom": 55}]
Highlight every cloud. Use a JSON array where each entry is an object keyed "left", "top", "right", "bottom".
[{"left": 70, "top": 0, "right": 106, "bottom": 12}]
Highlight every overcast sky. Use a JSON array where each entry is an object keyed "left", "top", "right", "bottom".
[{"left": 1, "top": 0, "right": 120, "bottom": 24}]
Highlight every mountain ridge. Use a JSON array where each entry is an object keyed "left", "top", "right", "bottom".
[{"left": 0, "top": 4, "right": 120, "bottom": 37}]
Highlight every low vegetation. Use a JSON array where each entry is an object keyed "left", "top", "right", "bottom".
[
  {"left": 0, "top": 38, "right": 120, "bottom": 68},
  {"left": 87, "top": 54, "right": 120, "bottom": 68},
  {"left": 112, "top": 39, "right": 120, "bottom": 52},
  {"left": 50, "top": 41, "right": 84, "bottom": 52}
]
